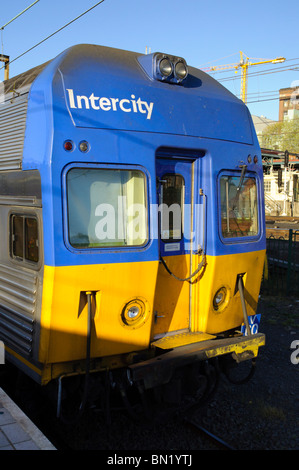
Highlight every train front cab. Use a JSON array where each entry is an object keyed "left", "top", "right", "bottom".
[
  {"left": 36, "top": 146, "right": 266, "bottom": 400},
  {"left": 1, "top": 45, "right": 266, "bottom": 406}
]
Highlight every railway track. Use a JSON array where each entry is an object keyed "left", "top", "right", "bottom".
[
  {"left": 184, "top": 418, "right": 236, "bottom": 450},
  {"left": 1, "top": 364, "right": 238, "bottom": 450}
]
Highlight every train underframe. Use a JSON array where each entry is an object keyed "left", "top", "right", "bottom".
[{"left": 54, "top": 329, "right": 265, "bottom": 423}]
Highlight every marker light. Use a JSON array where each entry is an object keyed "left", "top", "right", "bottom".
[
  {"left": 254, "top": 155, "right": 258, "bottom": 164},
  {"left": 64, "top": 140, "right": 74, "bottom": 151},
  {"left": 79, "top": 140, "right": 90, "bottom": 153}
]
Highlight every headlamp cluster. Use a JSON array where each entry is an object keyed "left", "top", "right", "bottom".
[
  {"left": 121, "top": 298, "right": 148, "bottom": 329},
  {"left": 213, "top": 286, "right": 230, "bottom": 312},
  {"left": 154, "top": 53, "right": 188, "bottom": 84}
]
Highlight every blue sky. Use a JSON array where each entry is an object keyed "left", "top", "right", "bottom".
[{"left": 1, "top": 0, "right": 298, "bottom": 121}]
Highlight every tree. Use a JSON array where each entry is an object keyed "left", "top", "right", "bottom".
[{"left": 261, "top": 118, "right": 299, "bottom": 154}]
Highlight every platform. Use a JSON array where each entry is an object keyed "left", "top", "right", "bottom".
[{"left": 0, "top": 388, "right": 56, "bottom": 450}]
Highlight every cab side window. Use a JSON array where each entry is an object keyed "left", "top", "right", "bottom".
[
  {"left": 10, "top": 215, "right": 39, "bottom": 263},
  {"left": 220, "top": 175, "right": 258, "bottom": 239}
]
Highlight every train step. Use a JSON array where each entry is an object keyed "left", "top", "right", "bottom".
[{"left": 152, "top": 331, "right": 216, "bottom": 349}]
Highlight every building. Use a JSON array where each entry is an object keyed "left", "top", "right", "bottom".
[
  {"left": 262, "top": 148, "right": 299, "bottom": 216},
  {"left": 279, "top": 86, "right": 299, "bottom": 122},
  {"left": 252, "top": 115, "right": 277, "bottom": 147},
  {"left": 251, "top": 88, "right": 299, "bottom": 217}
]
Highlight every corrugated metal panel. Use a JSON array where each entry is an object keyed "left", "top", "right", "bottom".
[
  {"left": 0, "top": 263, "right": 37, "bottom": 355},
  {"left": 2, "top": 61, "right": 50, "bottom": 95},
  {"left": 0, "top": 94, "right": 28, "bottom": 170}
]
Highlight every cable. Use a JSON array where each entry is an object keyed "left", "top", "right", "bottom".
[
  {"left": 160, "top": 254, "right": 206, "bottom": 282},
  {"left": 0, "top": 1, "right": 40, "bottom": 30},
  {"left": 198, "top": 52, "right": 239, "bottom": 68},
  {"left": 217, "top": 64, "right": 299, "bottom": 83},
  {"left": 206, "top": 57, "right": 299, "bottom": 76},
  {"left": 247, "top": 97, "right": 281, "bottom": 104},
  {"left": 0, "top": 0, "right": 106, "bottom": 71}
]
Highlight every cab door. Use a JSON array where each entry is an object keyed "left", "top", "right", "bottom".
[{"left": 152, "top": 157, "right": 195, "bottom": 338}]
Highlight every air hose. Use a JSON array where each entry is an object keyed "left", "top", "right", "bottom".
[
  {"left": 57, "top": 291, "right": 92, "bottom": 423},
  {"left": 78, "top": 291, "right": 92, "bottom": 413},
  {"left": 160, "top": 189, "right": 207, "bottom": 282},
  {"left": 160, "top": 254, "right": 206, "bottom": 282}
]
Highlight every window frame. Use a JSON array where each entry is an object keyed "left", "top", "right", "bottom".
[
  {"left": 218, "top": 170, "right": 261, "bottom": 244},
  {"left": 9, "top": 213, "right": 39, "bottom": 265},
  {"left": 62, "top": 163, "right": 150, "bottom": 253}
]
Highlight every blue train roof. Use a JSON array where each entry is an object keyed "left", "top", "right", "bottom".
[{"left": 24, "top": 44, "right": 253, "bottom": 144}]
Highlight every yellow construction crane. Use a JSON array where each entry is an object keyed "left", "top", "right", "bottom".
[{"left": 205, "top": 51, "right": 285, "bottom": 104}]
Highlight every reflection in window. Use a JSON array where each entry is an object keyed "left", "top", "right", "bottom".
[
  {"left": 220, "top": 176, "right": 258, "bottom": 238},
  {"left": 160, "top": 174, "right": 184, "bottom": 241},
  {"left": 67, "top": 168, "right": 148, "bottom": 248},
  {"left": 11, "top": 215, "right": 39, "bottom": 262}
]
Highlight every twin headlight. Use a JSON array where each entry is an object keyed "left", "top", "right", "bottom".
[
  {"left": 138, "top": 52, "right": 189, "bottom": 85},
  {"left": 154, "top": 53, "right": 188, "bottom": 84}
]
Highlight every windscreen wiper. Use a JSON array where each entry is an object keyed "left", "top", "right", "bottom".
[{"left": 237, "top": 164, "right": 247, "bottom": 191}]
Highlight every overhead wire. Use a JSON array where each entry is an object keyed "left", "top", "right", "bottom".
[
  {"left": 204, "top": 58, "right": 299, "bottom": 106},
  {"left": 2, "top": 4, "right": 298, "bottom": 115},
  {"left": 210, "top": 61, "right": 299, "bottom": 83},
  {"left": 0, "top": 1, "right": 40, "bottom": 30},
  {"left": 205, "top": 57, "right": 299, "bottom": 74},
  {"left": 0, "top": 0, "right": 106, "bottom": 72},
  {"left": 219, "top": 66, "right": 299, "bottom": 84},
  {"left": 1, "top": 1, "right": 40, "bottom": 55}
]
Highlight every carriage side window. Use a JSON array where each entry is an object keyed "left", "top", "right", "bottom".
[
  {"left": 10, "top": 215, "right": 39, "bottom": 262},
  {"left": 67, "top": 168, "right": 148, "bottom": 248},
  {"left": 220, "top": 175, "right": 258, "bottom": 239}
]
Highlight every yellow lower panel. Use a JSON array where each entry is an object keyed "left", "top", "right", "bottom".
[
  {"left": 38, "top": 250, "right": 265, "bottom": 366},
  {"left": 193, "top": 249, "right": 266, "bottom": 334},
  {"left": 152, "top": 255, "right": 190, "bottom": 336},
  {"left": 39, "top": 261, "right": 159, "bottom": 364}
]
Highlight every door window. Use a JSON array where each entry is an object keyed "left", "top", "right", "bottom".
[{"left": 160, "top": 174, "right": 185, "bottom": 241}]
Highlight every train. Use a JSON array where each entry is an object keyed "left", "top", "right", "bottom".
[{"left": 0, "top": 44, "right": 266, "bottom": 419}]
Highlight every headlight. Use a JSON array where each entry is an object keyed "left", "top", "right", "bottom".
[
  {"left": 127, "top": 305, "right": 140, "bottom": 319},
  {"left": 174, "top": 60, "right": 188, "bottom": 81},
  {"left": 151, "top": 53, "right": 188, "bottom": 84},
  {"left": 121, "top": 299, "right": 149, "bottom": 328},
  {"left": 213, "top": 287, "right": 228, "bottom": 311},
  {"left": 159, "top": 57, "right": 173, "bottom": 78}
]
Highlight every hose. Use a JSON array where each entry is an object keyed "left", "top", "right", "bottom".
[
  {"left": 78, "top": 291, "right": 92, "bottom": 413},
  {"left": 160, "top": 254, "right": 206, "bottom": 282},
  {"left": 223, "top": 359, "right": 256, "bottom": 385},
  {"left": 57, "top": 291, "right": 92, "bottom": 423}
]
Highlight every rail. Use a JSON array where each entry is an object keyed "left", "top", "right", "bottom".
[{"left": 185, "top": 418, "right": 236, "bottom": 450}]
